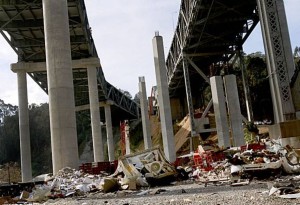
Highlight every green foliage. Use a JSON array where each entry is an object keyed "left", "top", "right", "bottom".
[
  {"left": 244, "top": 122, "right": 259, "bottom": 144},
  {"left": 118, "top": 89, "right": 132, "bottom": 99},
  {"left": 133, "top": 92, "right": 141, "bottom": 105},
  {"left": 0, "top": 103, "right": 52, "bottom": 176},
  {"left": 295, "top": 46, "right": 300, "bottom": 67},
  {"left": 233, "top": 53, "right": 273, "bottom": 121},
  {"left": 76, "top": 111, "right": 92, "bottom": 156},
  {"left": 28, "top": 103, "right": 52, "bottom": 176},
  {"left": 129, "top": 120, "right": 143, "bottom": 150},
  {"left": 294, "top": 46, "right": 300, "bottom": 58},
  {"left": 244, "top": 128, "right": 256, "bottom": 144},
  {"left": 0, "top": 114, "right": 20, "bottom": 163}
]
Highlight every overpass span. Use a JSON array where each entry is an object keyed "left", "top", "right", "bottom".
[
  {"left": 0, "top": 0, "right": 140, "bottom": 179},
  {"left": 166, "top": 0, "right": 296, "bottom": 123},
  {"left": 166, "top": 0, "right": 258, "bottom": 97},
  {"left": 0, "top": 0, "right": 139, "bottom": 121}
]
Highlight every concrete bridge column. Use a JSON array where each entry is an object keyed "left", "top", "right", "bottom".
[
  {"left": 152, "top": 33, "right": 176, "bottom": 162},
  {"left": 104, "top": 104, "right": 114, "bottom": 161},
  {"left": 87, "top": 65, "right": 104, "bottom": 162},
  {"left": 210, "top": 76, "right": 230, "bottom": 148},
  {"left": 43, "top": 0, "right": 79, "bottom": 173},
  {"left": 14, "top": 68, "right": 32, "bottom": 182},
  {"left": 138, "top": 76, "right": 152, "bottom": 149},
  {"left": 224, "top": 75, "right": 245, "bottom": 147}
]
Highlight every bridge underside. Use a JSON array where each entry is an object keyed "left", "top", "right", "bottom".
[
  {"left": 166, "top": 0, "right": 258, "bottom": 97},
  {"left": 0, "top": 0, "right": 138, "bottom": 122}
]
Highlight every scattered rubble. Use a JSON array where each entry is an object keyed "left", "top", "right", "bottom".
[
  {"left": 1, "top": 138, "right": 300, "bottom": 204},
  {"left": 0, "top": 162, "right": 21, "bottom": 184},
  {"left": 0, "top": 147, "right": 177, "bottom": 204}
]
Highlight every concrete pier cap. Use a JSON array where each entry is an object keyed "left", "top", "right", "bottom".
[{"left": 10, "top": 57, "right": 101, "bottom": 73}]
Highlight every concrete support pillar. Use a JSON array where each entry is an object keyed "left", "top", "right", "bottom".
[
  {"left": 138, "top": 76, "right": 152, "bottom": 149},
  {"left": 105, "top": 104, "right": 114, "bottom": 161},
  {"left": 224, "top": 75, "right": 245, "bottom": 147},
  {"left": 125, "top": 121, "right": 131, "bottom": 155},
  {"left": 210, "top": 76, "right": 230, "bottom": 148},
  {"left": 87, "top": 66, "right": 104, "bottom": 162},
  {"left": 152, "top": 33, "right": 176, "bottom": 162},
  {"left": 43, "top": 0, "right": 79, "bottom": 173},
  {"left": 17, "top": 70, "right": 32, "bottom": 182}
]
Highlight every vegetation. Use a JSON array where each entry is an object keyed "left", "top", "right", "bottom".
[
  {"left": 232, "top": 52, "right": 273, "bottom": 121},
  {"left": 0, "top": 103, "right": 52, "bottom": 176},
  {"left": 119, "top": 89, "right": 132, "bottom": 99}
]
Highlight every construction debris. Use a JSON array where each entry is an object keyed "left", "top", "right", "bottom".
[
  {"left": 175, "top": 138, "right": 300, "bottom": 190},
  {"left": 0, "top": 147, "right": 177, "bottom": 204},
  {"left": 268, "top": 175, "right": 300, "bottom": 198},
  {"left": 2, "top": 137, "right": 300, "bottom": 203},
  {"left": 112, "top": 146, "right": 177, "bottom": 187}
]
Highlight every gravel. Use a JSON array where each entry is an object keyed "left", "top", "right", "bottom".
[{"left": 41, "top": 181, "right": 299, "bottom": 205}]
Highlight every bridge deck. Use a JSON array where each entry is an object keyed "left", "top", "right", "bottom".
[
  {"left": 0, "top": 0, "right": 138, "bottom": 122},
  {"left": 166, "top": 0, "right": 258, "bottom": 97}
]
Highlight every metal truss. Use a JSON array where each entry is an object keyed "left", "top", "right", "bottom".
[
  {"left": 257, "top": 0, "right": 295, "bottom": 122},
  {"left": 106, "top": 82, "right": 140, "bottom": 117},
  {"left": 166, "top": 0, "right": 258, "bottom": 97}
]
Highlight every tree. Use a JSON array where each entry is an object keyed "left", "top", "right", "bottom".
[
  {"left": 233, "top": 53, "right": 273, "bottom": 121},
  {"left": 0, "top": 114, "right": 20, "bottom": 163},
  {"left": 294, "top": 46, "right": 299, "bottom": 58},
  {"left": 119, "top": 89, "right": 132, "bottom": 99},
  {"left": 29, "top": 103, "right": 52, "bottom": 175},
  {"left": 133, "top": 92, "right": 141, "bottom": 105},
  {"left": 0, "top": 102, "right": 52, "bottom": 176}
]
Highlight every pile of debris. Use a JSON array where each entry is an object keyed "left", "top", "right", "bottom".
[
  {"left": 0, "top": 162, "right": 21, "bottom": 183},
  {"left": 2, "top": 139, "right": 300, "bottom": 203},
  {"left": 269, "top": 175, "right": 300, "bottom": 198},
  {"left": 176, "top": 138, "right": 300, "bottom": 198},
  {"left": 0, "top": 147, "right": 178, "bottom": 204}
]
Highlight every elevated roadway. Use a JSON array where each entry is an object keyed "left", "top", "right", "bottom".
[
  {"left": 0, "top": 0, "right": 139, "bottom": 123},
  {"left": 166, "top": 0, "right": 258, "bottom": 97},
  {"left": 164, "top": 0, "right": 296, "bottom": 152}
]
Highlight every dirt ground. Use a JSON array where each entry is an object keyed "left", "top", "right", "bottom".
[{"left": 40, "top": 180, "right": 299, "bottom": 205}]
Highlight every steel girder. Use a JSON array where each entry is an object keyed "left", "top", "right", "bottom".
[
  {"left": 257, "top": 0, "right": 295, "bottom": 122},
  {"left": 166, "top": 0, "right": 258, "bottom": 97}
]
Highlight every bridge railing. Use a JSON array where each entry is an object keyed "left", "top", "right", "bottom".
[{"left": 106, "top": 82, "right": 140, "bottom": 117}]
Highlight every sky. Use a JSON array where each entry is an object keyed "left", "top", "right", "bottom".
[{"left": 0, "top": 0, "right": 299, "bottom": 106}]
